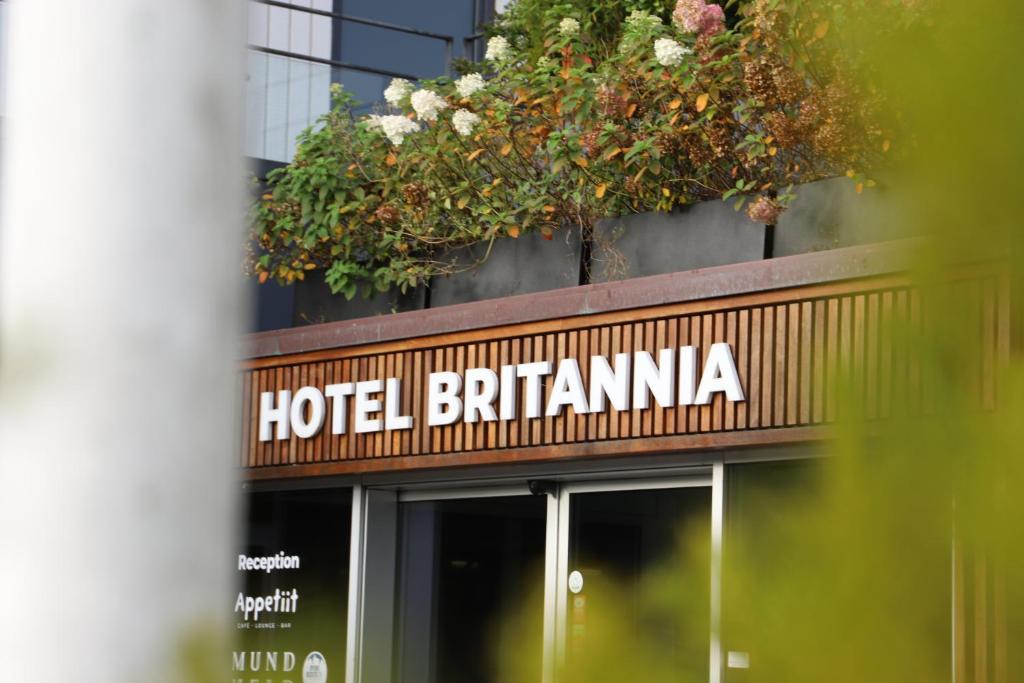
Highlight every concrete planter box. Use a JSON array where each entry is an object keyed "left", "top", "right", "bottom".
[
  {"left": 773, "top": 175, "right": 917, "bottom": 256},
  {"left": 270, "top": 178, "right": 911, "bottom": 328},
  {"left": 428, "top": 228, "right": 582, "bottom": 307},
  {"left": 292, "top": 272, "right": 426, "bottom": 326},
  {"left": 590, "top": 199, "right": 767, "bottom": 282}
]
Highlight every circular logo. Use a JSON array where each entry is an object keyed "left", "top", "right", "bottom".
[
  {"left": 568, "top": 570, "right": 584, "bottom": 594},
  {"left": 302, "top": 651, "right": 328, "bottom": 683}
]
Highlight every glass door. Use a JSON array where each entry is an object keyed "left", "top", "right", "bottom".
[
  {"left": 553, "top": 477, "right": 714, "bottom": 683},
  {"left": 393, "top": 491, "right": 548, "bottom": 683}
]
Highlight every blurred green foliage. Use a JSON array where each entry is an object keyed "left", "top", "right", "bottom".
[{"left": 484, "top": 0, "right": 1024, "bottom": 681}]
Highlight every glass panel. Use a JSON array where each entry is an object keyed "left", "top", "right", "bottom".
[
  {"left": 566, "top": 487, "right": 711, "bottom": 681},
  {"left": 339, "top": 22, "right": 449, "bottom": 80},
  {"left": 236, "top": 487, "right": 352, "bottom": 682},
  {"left": 245, "top": 51, "right": 339, "bottom": 162},
  {"left": 722, "top": 458, "right": 822, "bottom": 682},
  {"left": 393, "top": 495, "right": 547, "bottom": 683}
]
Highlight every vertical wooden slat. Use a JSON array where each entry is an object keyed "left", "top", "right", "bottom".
[
  {"left": 785, "top": 302, "right": 799, "bottom": 426},
  {"left": 737, "top": 308, "right": 750, "bottom": 430},
  {"left": 677, "top": 316, "right": 691, "bottom": 433},
  {"left": 288, "top": 362, "right": 299, "bottom": 464},
  {"left": 825, "top": 298, "right": 839, "bottom": 422},
  {"left": 329, "top": 360, "right": 343, "bottom": 461},
  {"left": 852, "top": 295, "right": 867, "bottom": 417},
  {"left": 662, "top": 317, "right": 676, "bottom": 436},
  {"left": 689, "top": 315, "right": 703, "bottom": 432},
  {"left": 452, "top": 345, "right": 464, "bottom": 452},
  {"left": 619, "top": 324, "right": 632, "bottom": 438},
  {"left": 812, "top": 300, "right": 826, "bottom": 423},
  {"left": 463, "top": 343, "right": 476, "bottom": 452},
  {"left": 701, "top": 313, "right": 713, "bottom": 433},
  {"left": 632, "top": 322, "right": 645, "bottom": 438},
  {"left": 532, "top": 335, "right": 545, "bottom": 446},
  {"left": 401, "top": 351, "right": 413, "bottom": 455},
  {"left": 748, "top": 308, "right": 761, "bottom": 429},
  {"left": 486, "top": 341, "right": 499, "bottom": 449},
  {"left": 575, "top": 329, "right": 588, "bottom": 442},
  {"left": 338, "top": 358, "right": 350, "bottom": 460},
  {"left": 799, "top": 302, "right": 812, "bottom": 424},
  {"left": 838, "top": 297, "right": 853, "bottom": 421},
  {"left": 498, "top": 339, "right": 511, "bottom": 449},
  {"left": 430, "top": 348, "right": 442, "bottom": 454},
  {"left": 248, "top": 370, "right": 257, "bottom": 468},
  {"left": 310, "top": 362, "right": 322, "bottom": 463},
  {"left": 387, "top": 353, "right": 399, "bottom": 457},
  {"left": 760, "top": 307, "right": 774, "bottom": 428},
  {"left": 723, "top": 311, "right": 736, "bottom": 431},
  {"left": 600, "top": 326, "right": 613, "bottom": 440},
  {"left": 514, "top": 337, "right": 527, "bottom": 448},
  {"left": 644, "top": 320, "right": 658, "bottom": 437},
  {"left": 555, "top": 331, "right": 567, "bottom": 444},
  {"left": 775, "top": 304, "right": 788, "bottom": 428},
  {"left": 712, "top": 312, "right": 725, "bottom": 431},
  {"left": 908, "top": 290, "right": 922, "bottom": 415},
  {"left": 892, "top": 290, "right": 908, "bottom": 417},
  {"left": 372, "top": 355, "right": 384, "bottom": 457},
  {"left": 865, "top": 293, "right": 880, "bottom": 420},
  {"left": 565, "top": 331, "right": 578, "bottom": 443},
  {"left": 879, "top": 292, "right": 893, "bottom": 420}
]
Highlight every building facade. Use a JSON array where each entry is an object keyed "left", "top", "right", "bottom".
[
  {"left": 236, "top": 4, "right": 1011, "bottom": 682},
  {"left": 236, "top": 238, "right": 1009, "bottom": 683}
]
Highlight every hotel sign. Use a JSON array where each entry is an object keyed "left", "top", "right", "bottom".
[
  {"left": 258, "top": 344, "right": 744, "bottom": 442},
  {"left": 240, "top": 257, "right": 1004, "bottom": 477}
]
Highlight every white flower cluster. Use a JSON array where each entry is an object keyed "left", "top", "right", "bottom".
[
  {"left": 365, "top": 114, "right": 419, "bottom": 146},
  {"left": 410, "top": 88, "right": 449, "bottom": 122},
  {"left": 626, "top": 10, "right": 662, "bottom": 31},
  {"left": 485, "top": 35, "right": 511, "bottom": 62},
  {"left": 653, "top": 38, "right": 691, "bottom": 67},
  {"left": 383, "top": 78, "right": 413, "bottom": 107},
  {"left": 455, "top": 72, "right": 486, "bottom": 98},
  {"left": 452, "top": 109, "right": 480, "bottom": 136},
  {"left": 536, "top": 55, "right": 555, "bottom": 71},
  {"left": 558, "top": 17, "right": 580, "bottom": 37}
]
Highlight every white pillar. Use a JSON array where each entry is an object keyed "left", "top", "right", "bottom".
[{"left": 0, "top": 1, "right": 245, "bottom": 681}]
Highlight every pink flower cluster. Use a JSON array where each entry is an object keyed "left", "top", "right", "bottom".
[{"left": 672, "top": 0, "right": 725, "bottom": 37}]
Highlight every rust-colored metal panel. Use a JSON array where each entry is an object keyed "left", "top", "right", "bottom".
[{"left": 239, "top": 267, "right": 1007, "bottom": 479}]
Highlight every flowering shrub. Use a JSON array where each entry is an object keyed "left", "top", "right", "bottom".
[{"left": 250, "top": 0, "right": 901, "bottom": 297}]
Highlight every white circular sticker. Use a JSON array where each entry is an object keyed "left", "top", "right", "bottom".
[
  {"left": 303, "top": 651, "right": 328, "bottom": 683},
  {"left": 568, "top": 570, "right": 584, "bottom": 594}
]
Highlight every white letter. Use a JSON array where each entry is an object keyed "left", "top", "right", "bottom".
[
  {"left": 589, "top": 354, "right": 630, "bottom": 412},
  {"left": 464, "top": 368, "right": 499, "bottom": 423},
  {"left": 354, "top": 380, "right": 383, "bottom": 433},
  {"left": 259, "top": 390, "right": 291, "bottom": 441},
  {"left": 678, "top": 346, "right": 698, "bottom": 406},
  {"left": 499, "top": 365, "right": 517, "bottom": 420},
  {"left": 545, "top": 358, "right": 589, "bottom": 416},
  {"left": 384, "top": 378, "right": 413, "bottom": 430},
  {"left": 517, "top": 361, "right": 553, "bottom": 419},
  {"left": 325, "top": 382, "right": 355, "bottom": 435},
  {"left": 289, "top": 386, "right": 326, "bottom": 439},
  {"left": 428, "top": 372, "right": 463, "bottom": 426},
  {"left": 695, "top": 343, "right": 745, "bottom": 404},
  {"left": 632, "top": 348, "right": 676, "bottom": 409}
]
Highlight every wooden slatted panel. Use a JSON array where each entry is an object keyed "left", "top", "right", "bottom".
[{"left": 242, "top": 278, "right": 1006, "bottom": 471}]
